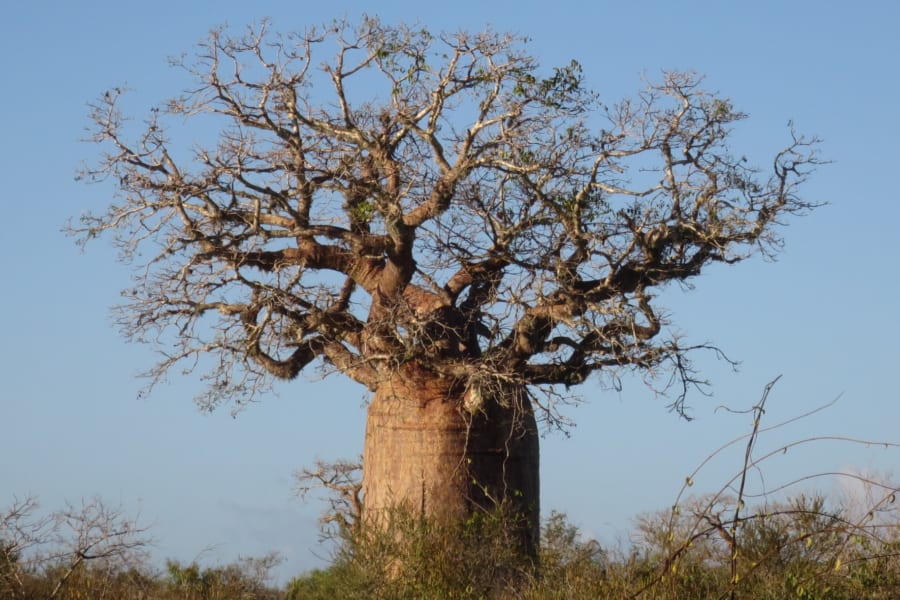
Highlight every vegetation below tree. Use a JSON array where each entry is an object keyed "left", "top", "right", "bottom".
[
  {"left": 281, "top": 378, "right": 900, "bottom": 598},
  {"left": 6, "top": 381, "right": 900, "bottom": 598},
  {"left": 5, "top": 495, "right": 900, "bottom": 599}
]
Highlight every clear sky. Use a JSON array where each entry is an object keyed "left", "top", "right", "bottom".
[{"left": 2, "top": 0, "right": 898, "bottom": 584}]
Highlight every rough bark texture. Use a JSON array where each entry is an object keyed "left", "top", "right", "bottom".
[{"left": 363, "top": 363, "right": 539, "bottom": 556}]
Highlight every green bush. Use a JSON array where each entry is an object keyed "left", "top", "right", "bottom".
[
  {"left": 287, "top": 504, "right": 536, "bottom": 599},
  {"left": 283, "top": 493, "right": 900, "bottom": 599},
  {"left": 5, "top": 494, "right": 900, "bottom": 598}
]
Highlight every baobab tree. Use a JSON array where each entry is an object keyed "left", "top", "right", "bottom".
[{"left": 73, "top": 18, "right": 818, "bottom": 560}]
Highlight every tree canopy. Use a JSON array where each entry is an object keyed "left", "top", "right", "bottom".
[{"left": 74, "top": 17, "right": 819, "bottom": 417}]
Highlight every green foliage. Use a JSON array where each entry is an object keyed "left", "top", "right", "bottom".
[
  {"left": 537, "top": 60, "right": 585, "bottom": 108},
  {"left": 161, "top": 555, "right": 283, "bottom": 600},
  {"left": 0, "top": 538, "right": 282, "bottom": 600},
  {"left": 0, "top": 540, "right": 21, "bottom": 596},
  {"left": 285, "top": 566, "right": 355, "bottom": 600},
  {"left": 7, "top": 492, "right": 900, "bottom": 598},
  {"left": 313, "top": 504, "right": 535, "bottom": 599},
  {"left": 280, "top": 498, "right": 900, "bottom": 599}
]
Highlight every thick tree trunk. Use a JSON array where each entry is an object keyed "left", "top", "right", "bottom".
[{"left": 362, "top": 363, "right": 540, "bottom": 558}]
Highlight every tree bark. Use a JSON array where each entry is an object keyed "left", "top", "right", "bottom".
[{"left": 362, "top": 363, "right": 540, "bottom": 558}]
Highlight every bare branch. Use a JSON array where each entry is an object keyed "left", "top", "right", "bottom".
[{"left": 74, "top": 18, "right": 819, "bottom": 417}]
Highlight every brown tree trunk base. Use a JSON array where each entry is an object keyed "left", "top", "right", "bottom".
[{"left": 362, "top": 363, "right": 540, "bottom": 558}]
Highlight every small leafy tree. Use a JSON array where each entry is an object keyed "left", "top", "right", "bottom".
[{"left": 74, "top": 16, "right": 819, "bottom": 564}]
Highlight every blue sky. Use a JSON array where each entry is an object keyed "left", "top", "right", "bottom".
[{"left": 2, "top": 0, "right": 898, "bottom": 584}]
